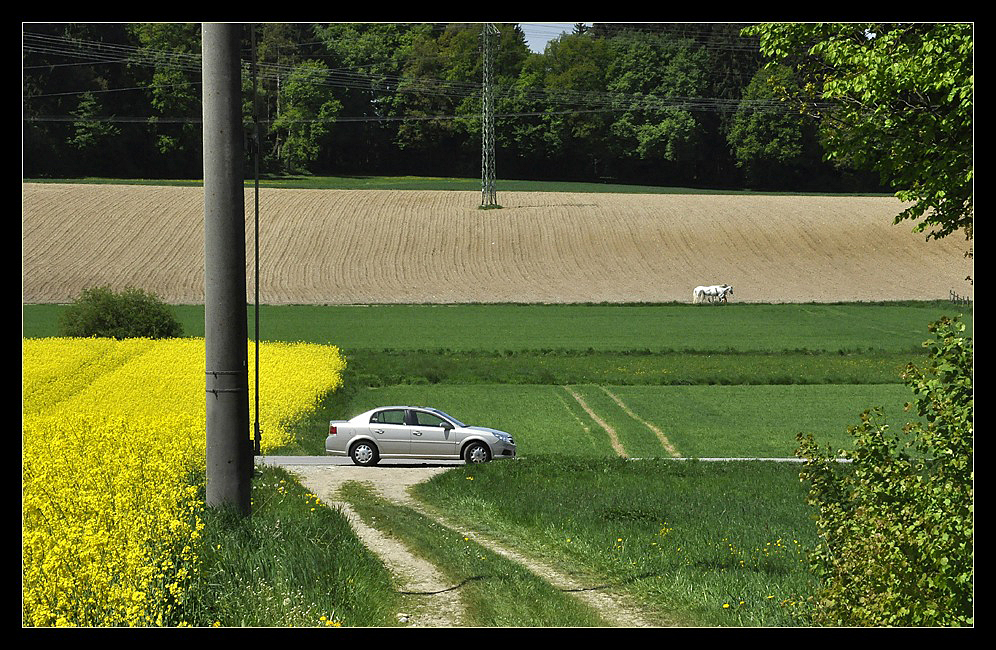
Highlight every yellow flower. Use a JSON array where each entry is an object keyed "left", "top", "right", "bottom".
[{"left": 22, "top": 337, "right": 347, "bottom": 627}]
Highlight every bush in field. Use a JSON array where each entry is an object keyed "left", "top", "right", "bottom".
[
  {"left": 59, "top": 286, "right": 182, "bottom": 339},
  {"left": 797, "top": 317, "right": 973, "bottom": 626}
]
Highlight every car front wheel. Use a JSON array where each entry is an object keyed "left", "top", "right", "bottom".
[
  {"left": 350, "top": 441, "right": 380, "bottom": 466},
  {"left": 464, "top": 441, "right": 491, "bottom": 464}
]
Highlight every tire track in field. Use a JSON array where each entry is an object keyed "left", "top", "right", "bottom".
[
  {"left": 563, "top": 386, "right": 628, "bottom": 458},
  {"left": 598, "top": 387, "right": 682, "bottom": 458}
]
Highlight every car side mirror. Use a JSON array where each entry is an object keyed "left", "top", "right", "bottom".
[{"left": 442, "top": 422, "right": 454, "bottom": 430}]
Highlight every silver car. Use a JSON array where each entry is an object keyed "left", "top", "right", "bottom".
[{"left": 326, "top": 406, "right": 517, "bottom": 466}]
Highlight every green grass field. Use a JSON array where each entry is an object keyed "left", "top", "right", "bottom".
[
  {"left": 23, "top": 301, "right": 968, "bottom": 459},
  {"left": 28, "top": 174, "right": 891, "bottom": 196},
  {"left": 22, "top": 300, "right": 971, "bottom": 625},
  {"left": 24, "top": 301, "right": 970, "bottom": 352},
  {"left": 340, "top": 382, "right": 913, "bottom": 459},
  {"left": 414, "top": 456, "right": 822, "bottom": 626},
  {"left": 212, "top": 302, "right": 970, "bottom": 352}
]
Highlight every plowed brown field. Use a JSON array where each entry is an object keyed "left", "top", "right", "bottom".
[{"left": 22, "top": 182, "right": 972, "bottom": 304}]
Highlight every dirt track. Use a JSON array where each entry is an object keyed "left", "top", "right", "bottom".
[
  {"left": 276, "top": 460, "right": 664, "bottom": 627},
  {"left": 22, "top": 183, "right": 972, "bottom": 305}
]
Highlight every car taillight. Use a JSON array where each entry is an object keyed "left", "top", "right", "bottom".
[{"left": 329, "top": 424, "right": 337, "bottom": 435}]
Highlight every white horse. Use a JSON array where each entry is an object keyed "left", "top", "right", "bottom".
[{"left": 693, "top": 284, "right": 733, "bottom": 304}]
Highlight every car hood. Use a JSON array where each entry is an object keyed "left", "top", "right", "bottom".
[{"left": 465, "top": 426, "right": 512, "bottom": 438}]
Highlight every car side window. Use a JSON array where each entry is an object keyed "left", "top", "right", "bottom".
[
  {"left": 371, "top": 409, "right": 406, "bottom": 425},
  {"left": 413, "top": 411, "right": 447, "bottom": 427}
]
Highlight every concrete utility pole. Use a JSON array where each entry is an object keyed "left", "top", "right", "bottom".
[{"left": 202, "top": 22, "right": 251, "bottom": 515}]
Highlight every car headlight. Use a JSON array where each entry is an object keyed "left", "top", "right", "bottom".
[{"left": 492, "top": 431, "right": 512, "bottom": 444}]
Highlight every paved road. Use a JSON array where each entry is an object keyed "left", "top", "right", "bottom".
[
  {"left": 256, "top": 455, "right": 467, "bottom": 468},
  {"left": 257, "top": 455, "right": 819, "bottom": 467}
]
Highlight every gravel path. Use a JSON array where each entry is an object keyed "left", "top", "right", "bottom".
[{"left": 263, "top": 458, "right": 664, "bottom": 628}]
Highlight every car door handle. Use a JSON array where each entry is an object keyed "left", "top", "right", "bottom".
[
  {"left": 412, "top": 430, "right": 422, "bottom": 436},
  {"left": 373, "top": 429, "right": 384, "bottom": 434}
]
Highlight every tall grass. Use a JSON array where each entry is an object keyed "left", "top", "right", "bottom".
[
  {"left": 182, "top": 466, "right": 401, "bottom": 627},
  {"left": 338, "top": 348, "right": 917, "bottom": 387},
  {"left": 413, "top": 456, "right": 821, "bottom": 627},
  {"left": 340, "top": 481, "right": 615, "bottom": 627}
]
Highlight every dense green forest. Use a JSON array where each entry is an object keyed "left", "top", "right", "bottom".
[{"left": 23, "top": 22, "right": 889, "bottom": 191}]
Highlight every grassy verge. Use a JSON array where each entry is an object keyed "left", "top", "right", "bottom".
[
  {"left": 25, "top": 174, "right": 892, "bottom": 195},
  {"left": 338, "top": 481, "right": 615, "bottom": 627},
  {"left": 341, "top": 348, "right": 918, "bottom": 387},
  {"left": 412, "top": 456, "right": 821, "bottom": 627},
  {"left": 180, "top": 466, "right": 402, "bottom": 627}
]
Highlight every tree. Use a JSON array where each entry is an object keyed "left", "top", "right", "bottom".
[
  {"left": 796, "top": 317, "right": 973, "bottom": 626},
  {"left": 66, "top": 91, "right": 121, "bottom": 175},
  {"left": 605, "top": 30, "right": 709, "bottom": 175},
  {"left": 128, "top": 23, "right": 203, "bottom": 176},
  {"left": 744, "top": 23, "right": 973, "bottom": 242},
  {"left": 271, "top": 60, "right": 342, "bottom": 173},
  {"left": 532, "top": 30, "right": 615, "bottom": 179},
  {"left": 727, "top": 65, "right": 837, "bottom": 190},
  {"left": 391, "top": 24, "right": 481, "bottom": 172}
]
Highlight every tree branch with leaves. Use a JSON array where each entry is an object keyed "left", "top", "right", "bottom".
[{"left": 744, "top": 23, "right": 973, "bottom": 244}]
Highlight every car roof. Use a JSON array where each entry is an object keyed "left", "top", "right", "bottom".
[
  {"left": 354, "top": 405, "right": 447, "bottom": 417},
  {"left": 351, "top": 404, "right": 459, "bottom": 422}
]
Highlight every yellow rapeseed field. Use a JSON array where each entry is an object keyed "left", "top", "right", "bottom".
[{"left": 22, "top": 337, "right": 346, "bottom": 626}]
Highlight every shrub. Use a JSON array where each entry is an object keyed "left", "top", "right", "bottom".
[
  {"left": 59, "top": 286, "right": 183, "bottom": 339},
  {"left": 796, "top": 317, "right": 973, "bottom": 626}
]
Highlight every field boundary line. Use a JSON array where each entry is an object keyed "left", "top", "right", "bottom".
[
  {"left": 599, "top": 387, "right": 682, "bottom": 458},
  {"left": 563, "top": 386, "right": 628, "bottom": 458}
]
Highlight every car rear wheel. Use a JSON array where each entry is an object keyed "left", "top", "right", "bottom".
[
  {"left": 350, "top": 441, "right": 380, "bottom": 466},
  {"left": 464, "top": 441, "right": 491, "bottom": 464}
]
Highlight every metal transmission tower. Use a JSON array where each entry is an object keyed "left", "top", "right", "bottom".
[{"left": 480, "top": 23, "right": 499, "bottom": 208}]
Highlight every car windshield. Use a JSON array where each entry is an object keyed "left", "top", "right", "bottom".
[{"left": 427, "top": 408, "right": 464, "bottom": 428}]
